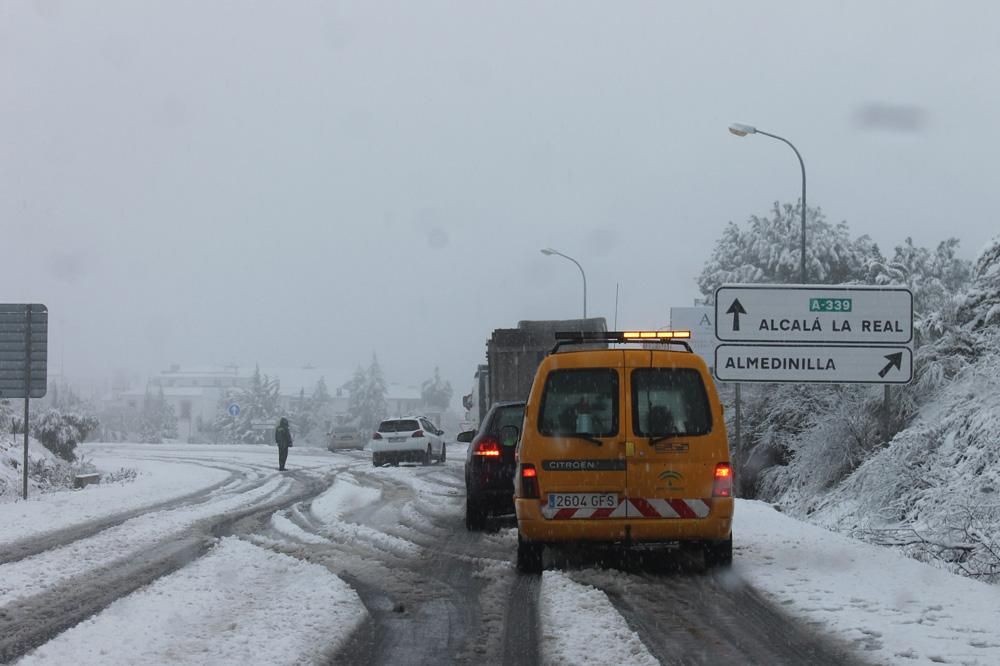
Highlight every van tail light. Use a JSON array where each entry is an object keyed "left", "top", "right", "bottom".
[
  {"left": 520, "top": 464, "right": 539, "bottom": 498},
  {"left": 412, "top": 430, "right": 424, "bottom": 438},
  {"left": 373, "top": 432, "right": 383, "bottom": 440},
  {"left": 712, "top": 463, "right": 733, "bottom": 497},
  {"left": 473, "top": 437, "right": 502, "bottom": 457}
]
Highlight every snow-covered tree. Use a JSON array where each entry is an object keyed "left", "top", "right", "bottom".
[
  {"left": 697, "top": 201, "right": 883, "bottom": 299},
  {"left": 868, "top": 237, "right": 973, "bottom": 344},
  {"left": 348, "top": 355, "right": 387, "bottom": 434},
  {"left": 956, "top": 235, "right": 1000, "bottom": 332},
  {"left": 214, "top": 365, "right": 280, "bottom": 444},
  {"left": 421, "top": 367, "right": 453, "bottom": 411}
]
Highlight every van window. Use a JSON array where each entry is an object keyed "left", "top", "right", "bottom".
[
  {"left": 538, "top": 369, "right": 619, "bottom": 437},
  {"left": 631, "top": 368, "right": 711, "bottom": 437}
]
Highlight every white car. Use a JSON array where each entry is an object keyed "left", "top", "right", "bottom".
[{"left": 370, "top": 417, "right": 446, "bottom": 466}]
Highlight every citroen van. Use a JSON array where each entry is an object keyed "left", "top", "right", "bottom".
[{"left": 513, "top": 331, "right": 733, "bottom": 572}]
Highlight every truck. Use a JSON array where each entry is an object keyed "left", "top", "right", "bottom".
[{"left": 462, "top": 318, "right": 608, "bottom": 427}]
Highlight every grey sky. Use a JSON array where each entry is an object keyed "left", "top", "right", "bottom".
[{"left": 2, "top": 1, "right": 998, "bottom": 396}]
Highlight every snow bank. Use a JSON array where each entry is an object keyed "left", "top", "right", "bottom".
[
  {"left": 539, "top": 571, "right": 658, "bottom": 666},
  {"left": 17, "top": 538, "right": 366, "bottom": 666},
  {"left": 0, "top": 456, "right": 228, "bottom": 547},
  {"left": 0, "top": 436, "right": 67, "bottom": 502},
  {"left": 737, "top": 499, "right": 1000, "bottom": 666}
]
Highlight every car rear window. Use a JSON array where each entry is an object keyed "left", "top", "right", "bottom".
[
  {"left": 378, "top": 419, "right": 419, "bottom": 432},
  {"left": 538, "top": 369, "right": 618, "bottom": 437},
  {"left": 490, "top": 405, "right": 525, "bottom": 443},
  {"left": 334, "top": 427, "right": 356, "bottom": 434},
  {"left": 631, "top": 368, "right": 711, "bottom": 437}
]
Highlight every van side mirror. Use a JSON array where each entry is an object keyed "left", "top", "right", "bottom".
[{"left": 457, "top": 430, "right": 476, "bottom": 443}]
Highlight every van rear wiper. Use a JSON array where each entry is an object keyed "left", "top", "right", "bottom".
[
  {"left": 561, "top": 432, "right": 603, "bottom": 446},
  {"left": 649, "top": 434, "right": 678, "bottom": 446}
]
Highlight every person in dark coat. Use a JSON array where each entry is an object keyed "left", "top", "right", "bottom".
[{"left": 275, "top": 417, "right": 293, "bottom": 471}]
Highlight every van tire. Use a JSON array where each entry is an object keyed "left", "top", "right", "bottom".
[
  {"left": 372, "top": 453, "right": 382, "bottom": 467},
  {"left": 704, "top": 535, "right": 733, "bottom": 568},
  {"left": 517, "top": 533, "right": 543, "bottom": 574}
]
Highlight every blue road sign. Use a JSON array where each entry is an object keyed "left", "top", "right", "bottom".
[{"left": 228, "top": 403, "right": 241, "bottom": 417}]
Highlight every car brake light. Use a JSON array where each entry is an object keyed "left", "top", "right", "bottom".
[
  {"left": 373, "top": 432, "right": 383, "bottom": 440},
  {"left": 473, "top": 437, "right": 501, "bottom": 457},
  {"left": 412, "top": 430, "right": 424, "bottom": 438},
  {"left": 520, "top": 463, "right": 539, "bottom": 498},
  {"left": 713, "top": 463, "right": 732, "bottom": 497}
]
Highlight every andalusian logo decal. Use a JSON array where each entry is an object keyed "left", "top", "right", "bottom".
[{"left": 658, "top": 470, "right": 683, "bottom": 487}]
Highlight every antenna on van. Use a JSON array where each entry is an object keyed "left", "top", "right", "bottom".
[{"left": 614, "top": 283, "right": 620, "bottom": 330}]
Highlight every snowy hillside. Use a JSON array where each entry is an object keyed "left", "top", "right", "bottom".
[
  {"left": 807, "top": 331, "right": 1000, "bottom": 582},
  {"left": 758, "top": 236, "right": 1000, "bottom": 583}
]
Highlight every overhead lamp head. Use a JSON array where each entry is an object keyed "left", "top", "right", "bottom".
[
  {"left": 729, "top": 123, "right": 757, "bottom": 137},
  {"left": 540, "top": 248, "right": 556, "bottom": 256}
]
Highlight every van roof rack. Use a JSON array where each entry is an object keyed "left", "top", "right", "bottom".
[{"left": 550, "top": 331, "right": 693, "bottom": 354}]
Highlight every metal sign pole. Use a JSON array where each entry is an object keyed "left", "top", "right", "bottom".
[
  {"left": 734, "top": 383, "right": 742, "bottom": 495},
  {"left": 23, "top": 304, "right": 32, "bottom": 500}
]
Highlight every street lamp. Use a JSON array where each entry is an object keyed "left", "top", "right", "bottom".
[
  {"left": 541, "top": 248, "right": 587, "bottom": 318},
  {"left": 729, "top": 123, "right": 808, "bottom": 284}
]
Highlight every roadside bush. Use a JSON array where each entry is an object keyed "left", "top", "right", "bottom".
[{"left": 30, "top": 409, "right": 101, "bottom": 462}]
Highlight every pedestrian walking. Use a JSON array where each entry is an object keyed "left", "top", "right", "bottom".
[{"left": 275, "top": 417, "right": 293, "bottom": 471}]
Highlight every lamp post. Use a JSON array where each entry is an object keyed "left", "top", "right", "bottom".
[
  {"left": 729, "top": 123, "right": 808, "bottom": 284},
  {"left": 540, "top": 248, "right": 587, "bottom": 318}
]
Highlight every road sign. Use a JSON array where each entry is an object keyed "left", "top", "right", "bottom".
[
  {"left": 670, "top": 306, "right": 716, "bottom": 366},
  {"left": 0, "top": 304, "right": 47, "bottom": 399},
  {"left": 714, "top": 285, "right": 913, "bottom": 345},
  {"left": 228, "top": 403, "right": 241, "bottom": 417},
  {"left": 714, "top": 344, "right": 913, "bottom": 384}
]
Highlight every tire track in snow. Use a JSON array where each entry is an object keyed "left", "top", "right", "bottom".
[{"left": 0, "top": 470, "right": 330, "bottom": 663}]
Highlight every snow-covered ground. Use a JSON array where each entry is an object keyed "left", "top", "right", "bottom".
[
  {"left": 734, "top": 500, "right": 1000, "bottom": 665},
  {"left": 16, "top": 538, "right": 366, "bottom": 666},
  {"left": 541, "top": 500, "right": 1000, "bottom": 666},
  {"left": 5, "top": 442, "right": 1000, "bottom": 665}
]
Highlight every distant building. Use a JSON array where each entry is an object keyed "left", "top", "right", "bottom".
[{"left": 102, "top": 364, "right": 428, "bottom": 442}]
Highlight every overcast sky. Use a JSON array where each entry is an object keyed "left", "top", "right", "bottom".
[{"left": 2, "top": 1, "right": 999, "bottom": 397}]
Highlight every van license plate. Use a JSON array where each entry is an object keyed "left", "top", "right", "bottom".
[{"left": 547, "top": 493, "right": 618, "bottom": 509}]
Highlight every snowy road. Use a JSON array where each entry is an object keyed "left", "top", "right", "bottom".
[{"left": 3, "top": 442, "right": 1000, "bottom": 665}]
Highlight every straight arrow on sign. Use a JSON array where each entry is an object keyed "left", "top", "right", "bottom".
[{"left": 726, "top": 299, "right": 747, "bottom": 332}]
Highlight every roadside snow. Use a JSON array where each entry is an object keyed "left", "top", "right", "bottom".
[
  {"left": 0, "top": 476, "right": 289, "bottom": 607},
  {"left": 736, "top": 499, "right": 1000, "bottom": 665},
  {"left": 539, "top": 571, "right": 658, "bottom": 666},
  {"left": 0, "top": 456, "right": 228, "bottom": 547},
  {"left": 17, "top": 538, "right": 366, "bottom": 666}
]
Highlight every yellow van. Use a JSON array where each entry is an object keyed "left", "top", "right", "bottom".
[{"left": 513, "top": 331, "right": 733, "bottom": 573}]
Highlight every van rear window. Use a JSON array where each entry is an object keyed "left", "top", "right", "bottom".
[
  {"left": 538, "top": 369, "right": 619, "bottom": 437},
  {"left": 631, "top": 368, "right": 711, "bottom": 438}
]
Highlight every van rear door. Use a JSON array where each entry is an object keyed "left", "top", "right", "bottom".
[
  {"left": 624, "top": 351, "right": 716, "bottom": 520},
  {"left": 534, "top": 351, "right": 627, "bottom": 519}
]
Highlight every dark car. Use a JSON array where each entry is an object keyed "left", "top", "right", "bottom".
[{"left": 464, "top": 401, "right": 526, "bottom": 530}]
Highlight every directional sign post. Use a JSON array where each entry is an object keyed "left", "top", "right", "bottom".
[
  {"left": 716, "top": 285, "right": 913, "bottom": 345},
  {"left": 1, "top": 304, "right": 48, "bottom": 500},
  {"left": 713, "top": 285, "right": 913, "bottom": 385},
  {"left": 715, "top": 345, "right": 913, "bottom": 384}
]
